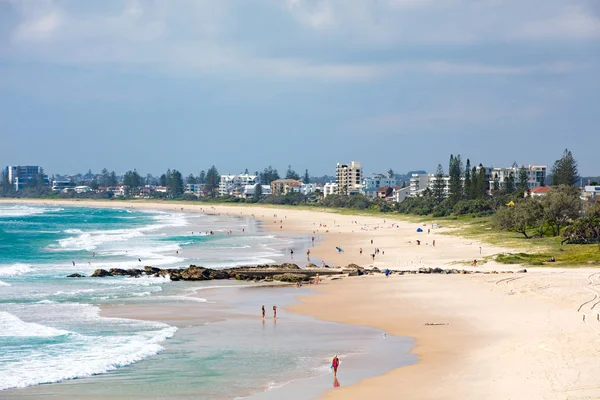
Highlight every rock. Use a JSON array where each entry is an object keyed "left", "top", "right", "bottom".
[
  {"left": 91, "top": 269, "right": 112, "bottom": 277},
  {"left": 346, "top": 263, "right": 361, "bottom": 269},
  {"left": 67, "top": 273, "right": 85, "bottom": 278},
  {"left": 432, "top": 267, "right": 444, "bottom": 274},
  {"left": 418, "top": 267, "right": 432, "bottom": 274},
  {"left": 127, "top": 269, "right": 143, "bottom": 277},
  {"left": 144, "top": 266, "right": 161, "bottom": 275},
  {"left": 273, "top": 273, "right": 308, "bottom": 283},
  {"left": 517, "top": 269, "right": 527, "bottom": 273},
  {"left": 279, "top": 263, "right": 300, "bottom": 270},
  {"left": 306, "top": 263, "right": 319, "bottom": 269},
  {"left": 109, "top": 268, "right": 129, "bottom": 276},
  {"left": 179, "top": 265, "right": 210, "bottom": 281},
  {"left": 371, "top": 267, "right": 381, "bottom": 273}
]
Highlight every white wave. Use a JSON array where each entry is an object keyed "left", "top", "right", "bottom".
[
  {"left": 35, "top": 300, "right": 57, "bottom": 304},
  {"left": 0, "top": 263, "right": 33, "bottom": 277},
  {"left": 0, "top": 311, "right": 70, "bottom": 337},
  {"left": 0, "top": 280, "right": 11, "bottom": 286},
  {"left": 0, "top": 304, "right": 178, "bottom": 391},
  {"left": 0, "top": 327, "right": 177, "bottom": 391},
  {"left": 145, "top": 295, "right": 208, "bottom": 303},
  {"left": 0, "top": 205, "right": 63, "bottom": 218}
]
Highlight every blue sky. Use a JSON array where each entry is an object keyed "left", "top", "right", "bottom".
[{"left": 1, "top": 0, "right": 599, "bottom": 176}]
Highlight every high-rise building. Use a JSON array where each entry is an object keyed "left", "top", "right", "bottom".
[
  {"left": 336, "top": 161, "right": 362, "bottom": 195},
  {"left": 4, "top": 165, "right": 47, "bottom": 190}
]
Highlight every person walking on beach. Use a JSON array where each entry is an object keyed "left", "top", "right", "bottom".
[
  {"left": 315, "top": 273, "right": 319, "bottom": 285},
  {"left": 385, "top": 268, "right": 390, "bottom": 278},
  {"left": 273, "top": 305, "right": 277, "bottom": 319},
  {"left": 262, "top": 305, "right": 265, "bottom": 319},
  {"left": 331, "top": 355, "right": 340, "bottom": 376}
]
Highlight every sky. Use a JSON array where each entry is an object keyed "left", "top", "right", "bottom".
[{"left": 1, "top": 0, "right": 599, "bottom": 177}]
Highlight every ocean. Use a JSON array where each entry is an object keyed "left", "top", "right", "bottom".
[{"left": 0, "top": 203, "right": 415, "bottom": 399}]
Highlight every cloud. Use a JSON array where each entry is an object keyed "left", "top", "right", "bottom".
[
  {"left": 2, "top": 0, "right": 597, "bottom": 82},
  {"left": 516, "top": 5, "right": 600, "bottom": 39}
]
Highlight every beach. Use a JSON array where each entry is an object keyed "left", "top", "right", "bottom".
[{"left": 2, "top": 199, "right": 600, "bottom": 399}]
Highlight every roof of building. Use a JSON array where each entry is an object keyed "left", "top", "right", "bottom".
[
  {"left": 531, "top": 186, "right": 552, "bottom": 194},
  {"left": 376, "top": 186, "right": 391, "bottom": 193},
  {"left": 272, "top": 179, "right": 302, "bottom": 186}
]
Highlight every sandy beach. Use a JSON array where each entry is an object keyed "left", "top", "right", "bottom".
[{"left": 3, "top": 199, "right": 600, "bottom": 399}]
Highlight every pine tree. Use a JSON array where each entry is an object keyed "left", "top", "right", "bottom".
[
  {"left": 205, "top": 166, "right": 220, "bottom": 197},
  {"left": 470, "top": 166, "right": 478, "bottom": 199},
  {"left": 448, "top": 154, "right": 463, "bottom": 204},
  {"left": 518, "top": 166, "right": 529, "bottom": 194},
  {"left": 387, "top": 169, "right": 395, "bottom": 179},
  {"left": 109, "top": 171, "right": 118, "bottom": 186},
  {"left": 253, "top": 183, "right": 263, "bottom": 202},
  {"left": 169, "top": 170, "right": 184, "bottom": 197},
  {"left": 285, "top": 165, "right": 300, "bottom": 180},
  {"left": 198, "top": 170, "right": 206, "bottom": 184},
  {"left": 303, "top": 169, "right": 310, "bottom": 184},
  {"left": 464, "top": 159, "right": 471, "bottom": 199},
  {"left": 493, "top": 173, "right": 500, "bottom": 192},
  {"left": 551, "top": 149, "right": 579, "bottom": 186},
  {"left": 477, "top": 165, "right": 487, "bottom": 198},
  {"left": 504, "top": 172, "right": 515, "bottom": 194},
  {"left": 433, "top": 164, "right": 446, "bottom": 202},
  {"left": 186, "top": 174, "right": 197, "bottom": 184}
]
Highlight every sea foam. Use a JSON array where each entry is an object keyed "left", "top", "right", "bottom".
[
  {"left": 0, "top": 263, "right": 33, "bottom": 277},
  {"left": 0, "top": 311, "right": 70, "bottom": 337}
]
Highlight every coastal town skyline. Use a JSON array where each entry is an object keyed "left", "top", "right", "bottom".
[{"left": 1, "top": 1, "right": 599, "bottom": 174}]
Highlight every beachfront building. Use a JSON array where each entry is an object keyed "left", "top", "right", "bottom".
[
  {"left": 323, "top": 182, "right": 338, "bottom": 198},
  {"left": 583, "top": 186, "right": 600, "bottom": 203},
  {"left": 393, "top": 186, "right": 411, "bottom": 203},
  {"left": 336, "top": 161, "right": 363, "bottom": 195},
  {"left": 74, "top": 186, "right": 92, "bottom": 194},
  {"left": 52, "top": 180, "right": 71, "bottom": 192},
  {"left": 362, "top": 174, "right": 397, "bottom": 199},
  {"left": 271, "top": 179, "right": 303, "bottom": 195},
  {"left": 300, "top": 183, "right": 318, "bottom": 195},
  {"left": 409, "top": 174, "right": 431, "bottom": 197},
  {"left": 242, "top": 184, "right": 272, "bottom": 199},
  {"left": 219, "top": 174, "right": 260, "bottom": 196},
  {"left": 528, "top": 186, "right": 552, "bottom": 197},
  {"left": 490, "top": 165, "right": 547, "bottom": 193},
  {"left": 4, "top": 165, "right": 48, "bottom": 190}
]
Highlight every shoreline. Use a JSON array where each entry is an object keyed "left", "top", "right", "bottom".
[{"left": 3, "top": 199, "right": 600, "bottom": 398}]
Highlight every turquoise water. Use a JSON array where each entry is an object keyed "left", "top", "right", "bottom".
[{"left": 0, "top": 204, "right": 414, "bottom": 399}]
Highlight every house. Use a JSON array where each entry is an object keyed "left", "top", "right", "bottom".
[
  {"left": 362, "top": 174, "right": 396, "bottom": 199},
  {"left": 242, "top": 184, "right": 272, "bottom": 199},
  {"left": 583, "top": 186, "right": 600, "bottom": 202},
  {"left": 376, "top": 186, "right": 393, "bottom": 199},
  {"left": 528, "top": 186, "right": 552, "bottom": 197},
  {"left": 52, "top": 180, "right": 71, "bottom": 191},
  {"left": 393, "top": 186, "right": 410, "bottom": 203},
  {"left": 74, "top": 186, "right": 92, "bottom": 194},
  {"left": 271, "top": 179, "right": 303, "bottom": 195}
]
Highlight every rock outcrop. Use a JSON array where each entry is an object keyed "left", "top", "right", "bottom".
[{"left": 67, "top": 273, "right": 85, "bottom": 278}]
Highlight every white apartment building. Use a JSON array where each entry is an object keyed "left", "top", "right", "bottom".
[
  {"left": 300, "top": 183, "right": 318, "bottom": 195},
  {"left": 393, "top": 187, "right": 411, "bottom": 203},
  {"left": 336, "top": 161, "right": 363, "bottom": 195},
  {"left": 323, "top": 182, "right": 338, "bottom": 198},
  {"left": 219, "top": 174, "right": 260, "bottom": 196},
  {"left": 490, "top": 165, "right": 547, "bottom": 192},
  {"left": 409, "top": 174, "right": 431, "bottom": 197},
  {"left": 362, "top": 174, "right": 397, "bottom": 199}
]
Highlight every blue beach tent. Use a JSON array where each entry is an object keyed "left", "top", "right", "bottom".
[{"left": 416, "top": 227, "right": 423, "bottom": 233}]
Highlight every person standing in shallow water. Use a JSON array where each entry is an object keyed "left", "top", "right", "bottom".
[
  {"left": 331, "top": 355, "right": 340, "bottom": 376},
  {"left": 261, "top": 305, "right": 265, "bottom": 319},
  {"left": 273, "top": 305, "right": 277, "bottom": 319}
]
